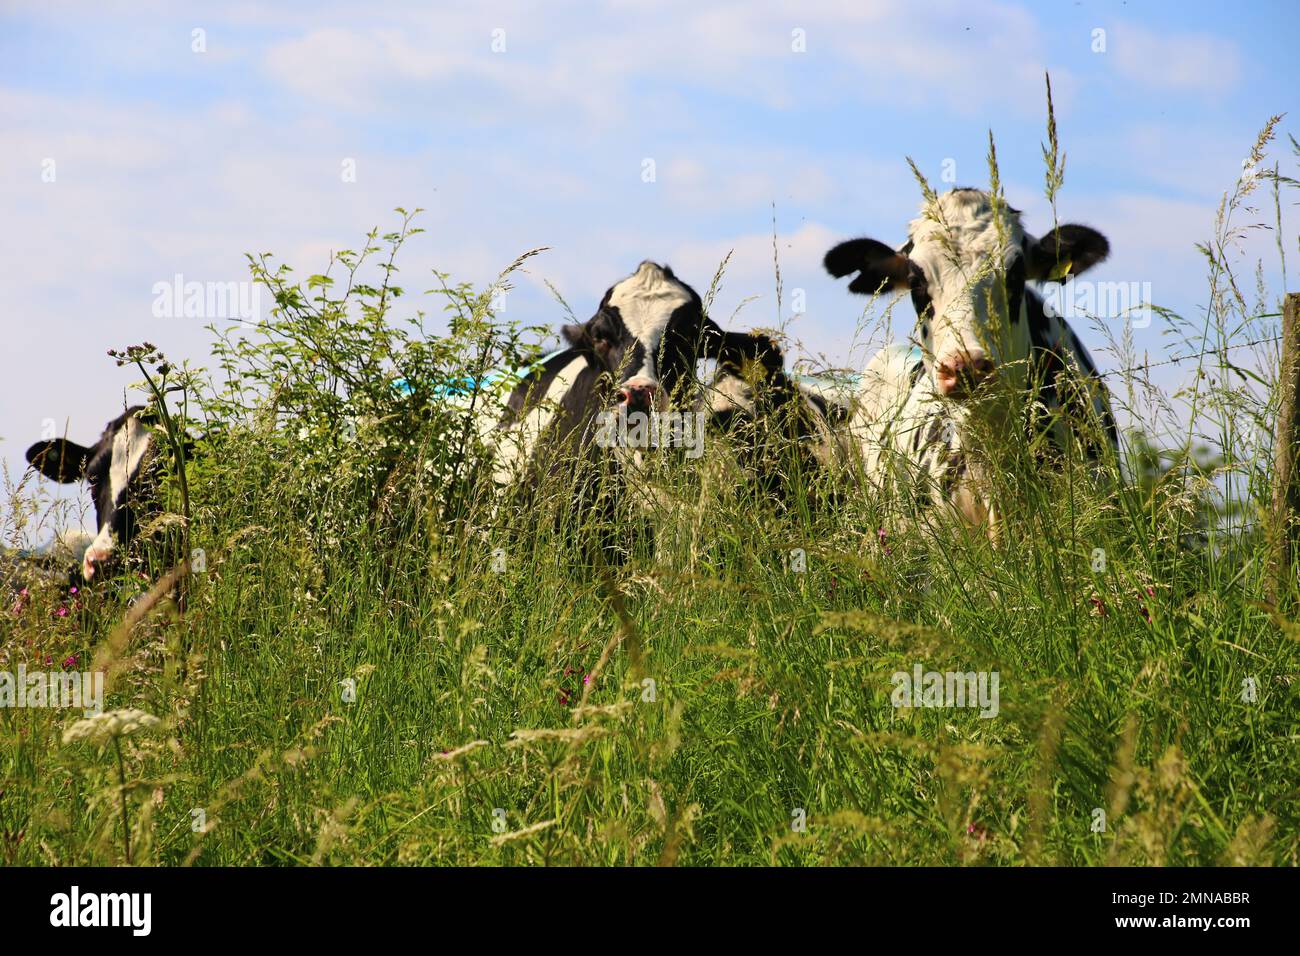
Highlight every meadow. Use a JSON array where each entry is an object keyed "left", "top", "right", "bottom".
[{"left": 2, "top": 124, "right": 1297, "bottom": 868}]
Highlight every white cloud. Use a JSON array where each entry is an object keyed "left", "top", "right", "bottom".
[
  {"left": 659, "top": 151, "right": 836, "bottom": 212},
  {"left": 0, "top": 0, "right": 1288, "bottom": 493},
  {"left": 252, "top": 0, "right": 1077, "bottom": 125},
  {"left": 1110, "top": 20, "right": 1241, "bottom": 94}
]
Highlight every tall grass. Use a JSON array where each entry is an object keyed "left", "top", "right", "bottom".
[{"left": 1, "top": 114, "right": 1297, "bottom": 868}]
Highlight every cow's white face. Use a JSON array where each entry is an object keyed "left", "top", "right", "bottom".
[
  {"left": 906, "top": 190, "right": 1031, "bottom": 397},
  {"left": 607, "top": 262, "right": 694, "bottom": 395},
  {"left": 26, "top": 407, "right": 157, "bottom": 580},
  {"left": 562, "top": 261, "right": 708, "bottom": 414},
  {"left": 825, "top": 187, "right": 1109, "bottom": 400}
]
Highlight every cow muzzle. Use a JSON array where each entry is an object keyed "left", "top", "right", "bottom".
[
  {"left": 81, "top": 529, "right": 116, "bottom": 581},
  {"left": 935, "top": 354, "right": 995, "bottom": 399},
  {"left": 618, "top": 378, "right": 660, "bottom": 414}
]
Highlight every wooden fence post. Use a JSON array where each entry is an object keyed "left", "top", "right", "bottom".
[{"left": 1270, "top": 292, "right": 1300, "bottom": 607}]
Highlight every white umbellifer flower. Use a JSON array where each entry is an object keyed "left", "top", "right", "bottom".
[{"left": 62, "top": 708, "right": 162, "bottom": 744}]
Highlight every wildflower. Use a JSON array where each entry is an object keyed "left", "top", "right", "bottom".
[
  {"left": 63, "top": 655, "right": 78, "bottom": 669},
  {"left": 1139, "top": 586, "right": 1156, "bottom": 623},
  {"left": 62, "top": 708, "right": 162, "bottom": 745}
]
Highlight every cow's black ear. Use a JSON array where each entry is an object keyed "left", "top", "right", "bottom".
[
  {"left": 824, "top": 238, "right": 913, "bottom": 295},
  {"left": 704, "top": 326, "right": 784, "bottom": 377},
  {"left": 135, "top": 405, "right": 164, "bottom": 427},
  {"left": 1028, "top": 225, "right": 1109, "bottom": 282},
  {"left": 746, "top": 333, "right": 785, "bottom": 375},
  {"left": 561, "top": 323, "right": 591, "bottom": 349},
  {"left": 697, "top": 317, "right": 726, "bottom": 358},
  {"left": 167, "top": 437, "right": 199, "bottom": 464},
  {"left": 26, "top": 439, "right": 91, "bottom": 483}
]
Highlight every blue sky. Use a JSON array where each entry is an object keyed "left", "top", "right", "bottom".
[{"left": 1, "top": 0, "right": 1296, "bottom": 533}]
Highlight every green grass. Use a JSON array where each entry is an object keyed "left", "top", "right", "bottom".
[
  {"left": 2, "top": 109, "right": 1297, "bottom": 868},
  {"left": 2, "top": 414, "right": 1297, "bottom": 866}
]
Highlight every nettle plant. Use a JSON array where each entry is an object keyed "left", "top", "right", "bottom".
[{"left": 201, "top": 210, "right": 547, "bottom": 552}]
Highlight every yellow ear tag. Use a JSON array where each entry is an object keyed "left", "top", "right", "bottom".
[{"left": 1047, "top": 259, "right": 1073, "bottom": 281}]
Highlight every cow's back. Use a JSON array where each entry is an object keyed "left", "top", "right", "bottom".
[{"left": 477, "top": 351, "right": 597, "bottom": 488}]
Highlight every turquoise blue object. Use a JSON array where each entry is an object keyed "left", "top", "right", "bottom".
[
  {"left": 791, "top": 370, "right": 862, "bottom": 389},
  {"left": 392, "top": 349, "right": 568, "bottom": 399},
  {"left": 391, "top": 352, "right": 876, "bottom": 398}
]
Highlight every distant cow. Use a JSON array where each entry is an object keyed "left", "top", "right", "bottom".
[
  {"left": 0, "top": 530, "right": 94, "bottom": 595},
  {"left": 478, "top": 260, "right": 774, "bottom": 550},
  {"left": 697, "top": 335, "right": 854, "bottom": 510},
  {"left": 825, "top": 187, "right": 1118, "bottom": 530},
  {"left": 25, "top": 407, "right": 163, "bottom": 581}
]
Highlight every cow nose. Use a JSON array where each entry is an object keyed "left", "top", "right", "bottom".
[
  {"left": 82, "top": 551, "right": 103, "bottom": 580},
  {"left": 935, "top": 354, "right": 995, "bottom": 397},
  {"left": 619, "top": 381, "right": 657, "bottom": 414}
]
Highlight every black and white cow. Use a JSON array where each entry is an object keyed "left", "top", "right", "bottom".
[
  {"left": 25, "top": 406, "right": 162, "bottom": 581},
  {"left": 478, "top": 261, "right": 774, "bottom": 540},
  {"left": 697, "top": 336, "right": 855, "bottom": 510},
  {"left": 825, "top": 187, "right": 1118, "bottom": 530}
]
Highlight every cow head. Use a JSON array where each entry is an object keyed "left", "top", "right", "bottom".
[
  {"left": 825, "top": 188, "right": 1108, "bottom": 399},
  {"left": 26, "top": 406, "right": 159, "bottom": 581},
  {"left": 562, "top": 261, "right": 728, "bottom": 414}
]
